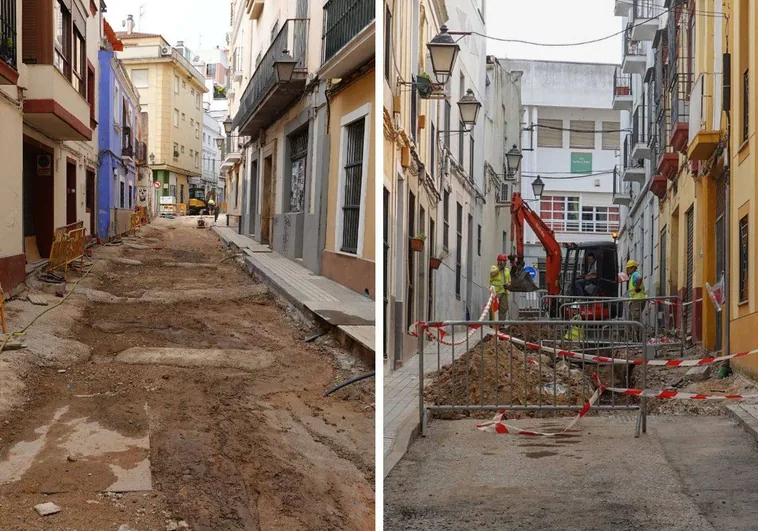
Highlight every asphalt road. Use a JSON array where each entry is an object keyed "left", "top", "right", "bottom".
[{"left": 385, "top": 414, "right": 758, "bottom": 530}]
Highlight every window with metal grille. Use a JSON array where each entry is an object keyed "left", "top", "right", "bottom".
[
  {"left": 744, "top": 69, "right": 749, "bottom": 142},
  {"left": 410, "top": 83, "right": 417, "bottom": 140},
  {"left": 407, "top": 191, "right": 416, "bottom": 328},
  {"left": 570, "top": 120, "right": 595, "bottom": 149},
  {"left": 537, "top": 119, "right": 563, "bottom": 148},
  {"left": 383, "top": 187, "right": 389, "bottom": 359},
  {"left": 540, "top": 196, "right": 580, "bottom": 232},
  {"left": 740, "top": 216, "right": 749, "bottom": 302},
  {"left": 340, "top": 118, "right": 366, "bottom": 254},
  {"left": 289, "top": 129, "right": 308, "bottom": 213},
  {"left": 602, "top": 121, "right": 621, "bottom": 150},
  {"left": 469, "top": 137, "right": 475, "bottom": 178},
  {"left": 443, "top": 190, "right": 450, "bottom": 251},
  {"left": 428, "top": 218, "right": 435, "bottom": 319},
  {"left": 580, "top": 206, "right": 620, "bottom": 233},
  {"left": 430, "top": 123, "right": 436, "bottom": 178},
  {"left": 120, "top": 181, "right": 125, "bottom": 208},
  {"left": 455, "top": 202, "right": 463, "bottom": 299},
  {"left": 660, "top": 227, "right": 667, "bottom": 296},
  {"left": 477, "top": 224, "right": 482, "bottom": 256},
  {"left": 384, "top": 6, "right": 391, "bottom": 81}
]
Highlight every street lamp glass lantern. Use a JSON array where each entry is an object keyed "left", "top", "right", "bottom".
[
  {"left": 505, "top": 144, "right": 523, "bottom": 176},
  {"left": 149, "top": 153, "right": 155, "bottom": 164},
  {"left": 457, "top": 89, "right": 481, "bottom": 127},
  {"left": 532, "top": 175, "right": 545, "bottom": 198},
  {"left": 215, "top": 138, "right": 224, "bottom": 151},
  {"left": 223, "top": 116, "right": 233, "bottom": 135},
  {"left": 274, "top": 49, "right": 297, "bottom": 84},
  {"left": 427, "top": 25, "right": 460, "bottom": 84}
]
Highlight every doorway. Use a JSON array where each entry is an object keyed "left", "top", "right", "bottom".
[
  {"left": 248, "top": 160, "right": 258, "bottom": 236},
  {"left": 86, "top": 169, "right": 95, "bottom": 236},
  {"left": 261, "top": 155, "right": 273, "bottom": 246},
  {"left": 66, "top": 160, "right": 77, "bottom": 225},
  {"left": 22, "top": 139, "right": 55, "bottom": 260}
]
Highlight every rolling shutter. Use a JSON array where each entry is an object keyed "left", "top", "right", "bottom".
[
  {"left": 537, "top": 119, "right": 563, "bottom": 148},
  {"left": 570, "top": 120, "right": 595, "bottom": 149},
  {"left": 602, "top": 121, "right": 621, "bottom": 150}
]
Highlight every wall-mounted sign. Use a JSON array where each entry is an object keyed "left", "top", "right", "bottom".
[
  {"left": 153, "top": 180, "right": 162, "bottom": 189},
  {"left": 160, "top": 196, "right": 176, "bottom": 205},
  {"left": 570, "top": 153, "right": 593, "bottom": 173}
]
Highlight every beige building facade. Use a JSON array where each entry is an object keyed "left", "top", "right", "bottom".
[{"left": 116, "top": 30, "right": 207, "bottom": 209}]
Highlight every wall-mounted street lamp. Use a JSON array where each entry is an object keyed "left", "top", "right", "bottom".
[
  {"left": 149, "top": 153, "right": 155, "bottom": 165},
  {"left": 274, "top": 49, "right": 297, "bottom": 84},
  {"left": 427, "top": 26, "right": 461, "bottom": 84},
  {"left": 532, "top": 175, "right": 545, "bottom": 199},
  {"left": 215, "top": 137, "right": 224, "bottom": 151},
  {"left": 505, "top": 144, "right": 523, "bottom": 177},
  {"left": 458, "top": 89, "right": 481, "bottom": 128},
  {"left": 223, "top": 116, "right": 233, "bottom": 135}
]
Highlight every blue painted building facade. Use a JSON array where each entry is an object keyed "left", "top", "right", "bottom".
[{"left": 97, "top": 49, "right": 140, "bottom": 239}]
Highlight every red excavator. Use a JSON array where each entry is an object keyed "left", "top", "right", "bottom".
[{"left": 509, "top": 192, "right": 620, "bottom": 319}]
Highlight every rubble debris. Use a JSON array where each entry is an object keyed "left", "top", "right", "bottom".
[{"left": 34, "top": 502, "right": 61, "bottom": 516}]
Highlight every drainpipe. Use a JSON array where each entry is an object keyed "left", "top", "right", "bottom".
[{"left": 723, "top": 51, "right": 731, "bottom": 357}]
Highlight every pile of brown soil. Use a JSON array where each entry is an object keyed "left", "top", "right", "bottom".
[{"left": 425, "top": 337, "right": 635, "bottom": 419}]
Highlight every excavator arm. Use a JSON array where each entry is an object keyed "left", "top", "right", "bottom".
[{"left": 510, "top": 192, "right": 562, "bottom": 295}]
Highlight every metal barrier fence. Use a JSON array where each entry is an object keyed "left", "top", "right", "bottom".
[
  {"left": 539, "top": 294, "right": 685, "bottom": 355},
  {"left": 47, "top": 222, "right": 86, "bottom": 280},
  {"left": 512, "top": 290, "right": 547, "bottom": 319},
  {"left": 418, "top": 320, "right": 649, "bottom": 438}
]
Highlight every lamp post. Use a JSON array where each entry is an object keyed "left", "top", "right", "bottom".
[
  {"left": 505, "top": 144, "right": 523, "bottom": 177},
  {"left": 223, "top": 116, "right": 233, "bottom": 135},
  {"left": 532, "top": 175, "right": 545, "bottom": 199},
  {"left": 274, "top": 49, "right": 297, "bottom": 84},
  {"left": 427, "top": 26, "right": 461, "bottom": 84}
]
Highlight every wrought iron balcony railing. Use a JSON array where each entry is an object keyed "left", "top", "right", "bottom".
[
  {"left": 632, "top": 98, "right": 648, "bottom": 145},
  {"left": 322, "top": 0, "right": 375, "bottom": 65},
  {"left": 232, "top": 18, "right": 309, "bottom": 132},
  {"left": 671, "top": 72, "right": 693, "bottom": 130},
  {"left": 632, "top": 0, "right": 662, "bottom": 21},
  {"left": 0, "top": 0, "right": 17, "bottom": 69},
  {"left": 614, "top": 67, "right": 632, "bottom": 96},
  {"left": 623, "top": 24, "right": 645, "bottom": 57}
]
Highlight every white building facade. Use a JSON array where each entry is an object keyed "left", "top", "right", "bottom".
[
  {"left": 501, "top": 59, "right": 622, "bottom": 287},
  {"left": 201, "top": 111, "right": 223, "bottom": 201}
]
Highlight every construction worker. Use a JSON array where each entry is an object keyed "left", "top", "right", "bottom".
[
  {"left": 626, "top": 260, "right": 647, "bottom": 341},
  {"left": 564, "top": 306, "right": 585, "bottom": 342},
  {"left": 574, "top": 252, "right": 598, "bottom": 296},
  {"left": 490, "top": 254, "right": 512, "bottom": 323}
]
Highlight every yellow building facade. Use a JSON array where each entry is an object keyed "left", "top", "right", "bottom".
[
  {"left": 116, "top": 33, "right": 207, "bottom": 208},
  {"left": 728, "top": 0, "right": 758, "bottom": 375},
  {"left": 383, "top": 0, "right": 445, "bottom": 368}
]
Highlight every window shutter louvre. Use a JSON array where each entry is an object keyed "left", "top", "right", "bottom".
[
  {"left": 570, "top": 120, "right": 595, "bottom": 149},
  {"left": 537, "top": 119, "right": 563, "bottom": 148},
  {"left": 602, "top": 121, "right": 621, "bottom": 150}
]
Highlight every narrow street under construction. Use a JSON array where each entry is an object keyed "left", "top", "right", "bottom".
[{"left": 0, "top": 218, "right": 374, "bottom": 530}]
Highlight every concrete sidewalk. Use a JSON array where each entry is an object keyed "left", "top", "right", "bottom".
[
  {"left": 212, "top": 226, "right": 374, "bottom": 353},
  {"left": 384, "top": 332, "right": 493, "bottom": 476}
]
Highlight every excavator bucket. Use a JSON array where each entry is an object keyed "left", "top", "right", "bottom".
[{"left": 510, "top": 268, "right": 540, "bottom": 292}]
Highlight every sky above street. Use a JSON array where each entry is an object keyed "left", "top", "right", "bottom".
[
  {"left": 105, "top": 0, "right": 229, "bottom": 51},
  {"left": 485, "top": 0, "right": 623, "bottom": 64}
]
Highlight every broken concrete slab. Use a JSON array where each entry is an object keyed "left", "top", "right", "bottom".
[
  {"left": 75, "top": 285, "right": 267, "bottom": 305},
  {"left": 34, "top": 502, "right": 61, "bottom": 516},
  {"left": 110, "top": 258, "right": 144, "bottom": 266},
  {"left": 114, "top": 347, "right": 275, "bottom": 372},
  {"left": 26, "top": 294, "right": 49, "bottom": 306},
  {"left": 163, "top": 262, "right": 218, "bottom": 269},
  {"left": 684, "top": 365, "right": 712, "bottom": 382}
]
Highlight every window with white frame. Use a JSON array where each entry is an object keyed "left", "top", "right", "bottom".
[
  {"left": 581, "top": 205, "right": 620, "bottom": 233},
  {"left": 131, "top": 69, "right": 148, "bottom": 88},
  {"left": 540, "top": 196, "right": 580, "bottom": 232},
  {"left": 173, "top": 108, "right": 179, "bottom": 127},
  {"left": 174, "top": 75, "right": 179, "bottom": 94},
  {"left": 336, "top": 104, "right": 370, "bottom": 255}
]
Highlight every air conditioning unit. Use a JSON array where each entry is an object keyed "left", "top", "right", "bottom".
[{"left": 160, "top": 46, "right": 171, "bottom": 56}]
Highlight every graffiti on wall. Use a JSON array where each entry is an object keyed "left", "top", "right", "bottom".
[{"left": 137, "top": 186, "right": 149, "bottom": 206}]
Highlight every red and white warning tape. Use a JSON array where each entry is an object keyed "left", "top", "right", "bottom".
[
  {"left": 410, "top": 288, "right": 497, "bottom": 346},
  {"left": 602, "top": 385, "right": 758, "bottom": 400},
  {"left": 476, "top": 383, "right": 604, "bottom": 437}
]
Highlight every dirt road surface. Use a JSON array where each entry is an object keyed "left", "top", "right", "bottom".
[
  {"left": 0, "top": 217, "right": 374, "bottom": 530},
  {"left": 385, "top": 415, "right": 758, "bottom": 530}
]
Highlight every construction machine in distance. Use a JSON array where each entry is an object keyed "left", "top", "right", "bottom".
[
  {"left": 509, "top": 192, "right": 621, "bottom": 320},
  {"left": 188, "top": 187, "right": 212, "bottom": 215}
]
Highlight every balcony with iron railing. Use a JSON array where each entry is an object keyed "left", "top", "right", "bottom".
[
  {"left": 622, "top": 133, "right": 646, "bottom": 185},
  {"left": 631, "top": 0, "right": 662, "bottom": 41},
  {"left": 622, "top": 24, "right": 646, "bottom": 75},
  {"left": 631, "top": 98, "right": 652, "bottom": 159},
  {"left": 612, "top": 67, "right": 633, "bottom": 111},
  {"left": 613, "top": 165, "right": 633, "bottom": 207},
  {"left": 231, "top": 47, "right": 244, "bottom": 82},
  {"left": 647, "top": 130, "right": 668, "bottom": 199},
  {"left": 683, "top": 72, "right": 721, "bottom": 162},
  {"left": 670, "top": 71, "right": 693, "bottom": 152},
  {"left": 233, "top": 18, "right": 309, "bottom": 140},
  {"left": 656, "top": 107, "right": 679, "bottom": 180},
  {"left": 219, "top": 136, "right": 243, "bottom": 172},
  {"left": 614, "top": 0, "right": 633, "bottom": 16},
  {"left": 320, "top": 0, "right": 375, "bottom": 79},
  {"left": 0, "top": 0, "right": 18, "bottom": 84}
]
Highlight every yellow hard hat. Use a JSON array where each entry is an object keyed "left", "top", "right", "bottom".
[{"left": 626, "top": 260, "right": 638, "bottom": 269}]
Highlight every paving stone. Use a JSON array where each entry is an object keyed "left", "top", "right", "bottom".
[{"left": 34, "top": 502, "right": 61, "bottom": 516}]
